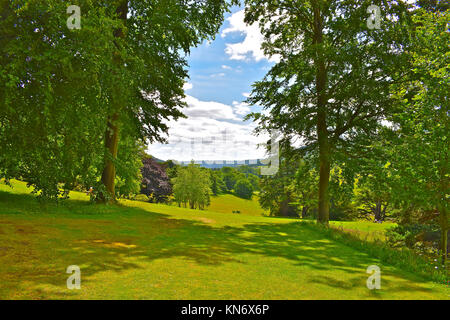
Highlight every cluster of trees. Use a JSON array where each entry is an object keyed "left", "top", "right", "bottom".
[
  {"left": 172, "top": 163, "right": 211, "bottom": 209},
  {"left": 259, "top": 150, "right": 356, "bottom": 220},
  {"left": 0, "top": 0, "right": 237, "bottom": 201},
  {"left": 245, "top": 1, "right": 448, "bottom": 264},
  {"left": 211, "top": 165, "right": 260, "bottom": 198},
  {"left": 139, "top": 159, "right": 261, "bottom": 207}
]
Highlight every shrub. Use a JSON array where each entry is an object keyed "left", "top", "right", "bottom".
[
  {"left": 134, "top": 194, "right": 149, "bottom": 202},
  {"left": 141, "top": 157, "right": 172, "bottom": 203},
  {"left": 386, "top": 224, "right": 438, "bottom": 248}
]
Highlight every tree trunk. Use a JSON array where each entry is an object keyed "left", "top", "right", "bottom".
[
  {"left": 374, "top": 201, "right": 382, "bottom": 221},
  {"left": 317, "top": 131, "right": 330, "bottom": 225},
  {"left": 381, "top": 203, "right": 387, "bottom": 222},
  {"left": 99, "top": 2, "right": 128, "bottom": 202},
  {"left": 313, "top": 1, "right": 330, "bottom": 225},
  {"left": 439, "top": 205, "right": 448, "bottom": 266},
  {"left": 101, "top": 113, "right": 120, "bottom": 201},
  {"left": 301, "top": 206, "right": 309, "bottom": 219}
]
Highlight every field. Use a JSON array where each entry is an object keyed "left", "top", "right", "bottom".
[
  {"left": 208, "top": 193, "right": 269, "bottom": 217},
  {"left": 0, "top": 181, "right": 448, "bottom": 300}
]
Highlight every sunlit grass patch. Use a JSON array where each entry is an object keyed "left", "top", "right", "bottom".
[{"left": 330, "top": 221, "right": 396, "bottom": 242}]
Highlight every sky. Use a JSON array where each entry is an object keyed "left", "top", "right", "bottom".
[
  {"left": 148, "top": 6, "right": 277, "bottom": 162},
  {"left": 148, "top": 1, "right": 422, "bottom": 162}
]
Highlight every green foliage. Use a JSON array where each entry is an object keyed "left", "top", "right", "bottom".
[
  {"left": 221, "top": 167, "right": 240, "bottom": 191},
  {"left": 210, "top": 170, "right": 226, "bottom": 195},
  {"left": 259, "top": 150, "right": 299, "bottom": 217},
  {"left": 244, "top": 0, "right": 412, "bottom": 223},
  {"left": 388, "top": 8, "right": 449, "bottom": 264},
  {"left": 305, "top": 222, "right": 447, "bottom": 284},
  {"left": 0, "top": 0, "right": 237, "bottom": 200},
  {"left": 134, "top": 194, "right": 149, "bottom": 202},
  {"left": 172, "top": 163, "right": 211, "bottom": 210},
  {"left": 234, "top": 179, "right": 254, "bottom": 200},
  {"left": 386, "top": 224, "right": 433, "bottom": 249},
  {"left": 246, "top": 174, "right": 260, "bottom": 191},
  {"left": 113, "top": 138, "right": 145, "bottom": 199}
]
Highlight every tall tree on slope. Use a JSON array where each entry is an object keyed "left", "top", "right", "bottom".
[
  {"left": 245, "top": 0, "right": 412, "bottom": 224},
  {"left": 99, "top": 0, "right": 238, "bottom": 201},
  {"left": 0, "top": 0, "right": 237, "bottom": 200}
]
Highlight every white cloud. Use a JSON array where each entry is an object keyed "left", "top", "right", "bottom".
[
  {"left": 184, "top": 95, "right": 240, "bottom": 121},
  {"left": 210, "top": 72, "right": 226, "bottom": 78},
  {"left": 221, "top": 10, "right": 279, "bottom": 63},
  {"left": 183, "top": 82, "right": 193, "bottom": 91},
  {"left": 242, "top": 92, "right": 251, "bottom": 98},
  {"left": 148, "top": 95, "right": 268, "bottom": 161},
  {"left": 221, "top": 65, "right": 232, "bottom": 70},
  {"left": 232, "top": 101, "right": 251, "bottom": 116}
]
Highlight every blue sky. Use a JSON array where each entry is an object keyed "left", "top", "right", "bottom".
[{"left": 149, "top": 6, "right": 277, "bottom": 162}]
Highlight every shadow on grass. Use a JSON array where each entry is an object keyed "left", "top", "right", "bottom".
[{"left": 0, "top": 191, "right": 441, "bottom": 299}]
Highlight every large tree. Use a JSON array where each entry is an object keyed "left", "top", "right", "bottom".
[
  {"left": 99, "top": 0, "right": 237, "bottom": 201},
  {"left": 245, "top": 0, "right": 411, "bottom": 224},
  {"left": 0, "top": 0, "right": 236, "bottom": 200}
]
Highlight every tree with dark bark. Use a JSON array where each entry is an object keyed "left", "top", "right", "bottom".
[
  {"left": 99, "top": 0, "right": 238, "bottom": 201},
  {"left": 0, "top": 0, "right": 237, "bottom": 201},
  {"left": 245, "top": 0, "right": 411, "bottom": 225}
]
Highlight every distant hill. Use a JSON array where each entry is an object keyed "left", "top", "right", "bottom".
[
  {"left": 148, "top": 154, "right": 268, "bottom": 169},
  {"left": 174, "top": 159, "right": 265, "bottom": 169}
]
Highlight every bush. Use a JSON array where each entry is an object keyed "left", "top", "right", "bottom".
[
  {"left": 386, "top": 224, "right": 437, "bottom": 248},
  {"left": 141, "top": 157, "right": 172, "bottom": 203},
  {"left": 134, "top": 194, "right": 149, "bottom": 202},
  {"left": 234, "top": 179, "right": 254, "bottom": 199}
]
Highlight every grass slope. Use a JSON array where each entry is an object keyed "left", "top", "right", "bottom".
[
  {"left": 330, "top": 221, "right": 396, "bottom": 241},
  {"left": 0, "top": 181, "right": 448, "bottom": 299},
  {"left": 208, "top": 193, "right": 268, "bottom": 217}
]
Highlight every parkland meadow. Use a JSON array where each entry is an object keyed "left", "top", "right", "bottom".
[{"left": 0, "top": 180, "right": 447, "bottom": 300}]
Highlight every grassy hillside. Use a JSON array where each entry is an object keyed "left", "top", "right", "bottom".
[
  {"left": 0, "top": 180, "right": 448, "bottom": 299},
  {"left": 208, "top": 193, "right": 269, "bottom": 217},
  {"left": 209, "top": 194, "right": 395, "bottom": 241},
  {"left": 330, "top": 221, "right": 396, "bottom": 242}
]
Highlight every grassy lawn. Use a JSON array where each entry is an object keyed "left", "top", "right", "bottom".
[
  {"left": 208, "top": 193, "right": 269, "bottom": 217},
  {"left": 330, "top": 221, "right": 396, "bottom": 242},
  {"left": 0, "top": 181, "right": 448, "bottom": 299}
]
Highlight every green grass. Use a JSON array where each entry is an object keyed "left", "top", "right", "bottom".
[
  {"left": 208, "top": 193, "right": 269, "bottom": 217},
  {"left": 330, "top": 221, "right": 397, "bottom": 241},
  {"left": 0, "top": 180, "right": 448, "bottom": 299}
]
